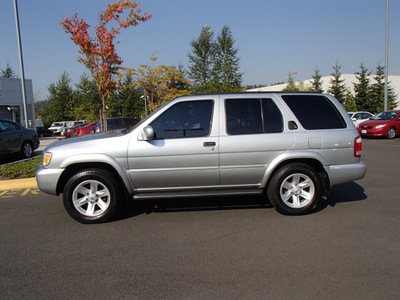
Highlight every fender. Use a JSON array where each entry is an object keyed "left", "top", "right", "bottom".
[
  {"left": 260, "top": 150, "right": 330, "bottom": 188},
  {"left": 59, "top": 153, "right": 135, "bottom": 193}
]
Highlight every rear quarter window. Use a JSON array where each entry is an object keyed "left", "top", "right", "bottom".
[{"left": 282, "top": 95, "right": 346, "bottom": 130}]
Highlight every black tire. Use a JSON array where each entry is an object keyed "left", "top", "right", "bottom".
[
  {"left": 63, "top": 169, "right": 121, "bottom": 224},
  {"left": 386, "top": 127, "right": 396, "bottom": 139},
  {"left": 21, "top": 142, "right": 33, "bottom": 158},
  {"left": 267, "top": 163, "right": 322, "bottom": 215}
]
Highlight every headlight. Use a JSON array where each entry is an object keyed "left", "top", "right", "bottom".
[
  {"left": 375, "top": 124, "right": 386, "bottom": 129},
  {"left": 43, "top": 152, "right": 52, "bottom": 166}
]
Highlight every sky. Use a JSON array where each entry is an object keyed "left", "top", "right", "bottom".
[{"left": 1, "top": 0, "right": 399, "bottom": 101}]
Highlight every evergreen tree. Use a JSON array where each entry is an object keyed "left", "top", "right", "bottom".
[
  {"left": 214, "top": 26, "right": 243, "bottom": 92},
  {"left": 370, "top": 64, "right": 398, "bottom": 113},
  {"left": 115, "top": 75, "right": 145, "bottom": 118},
  {"left": 75, "top": 73, "right": 102, "bottom": 121},
  {"left": 328, "top": 62, "right": 347, "bottom": 104},
  {"left": 310, "top": 67, "right": 324, "bottom": 93},
  {"left": 42, "top": 72, "right": 75, "bottom": 126},
  {"left": 0, "top": 63, "right": 17, "bottom": 78},
  {"left": 187, "top": 25, "right": 217, "bottom": 93},
  {"left": 283, "top": 73, "right": 299, "bottom": 91},
  {"left": 353, "top": 63, "right": 371, "bottom": 111},
  {"left": 342, "top": 91, "right": 357, "bottom": 112}
]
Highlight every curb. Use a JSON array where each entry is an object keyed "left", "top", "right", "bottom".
[{"left": 0, "top": 178, "right": 38, "bottom": 191}]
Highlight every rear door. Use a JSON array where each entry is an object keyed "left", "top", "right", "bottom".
[
  {"left": 219, "top": 96, "right": 294, "bottom": 186},
  {"left": 0, "top": 120, "right": 22, "bottom": 156}
]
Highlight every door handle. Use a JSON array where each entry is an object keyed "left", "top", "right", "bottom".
[{"left": 203, "top": 142, "right": 216, "bottom": 147}]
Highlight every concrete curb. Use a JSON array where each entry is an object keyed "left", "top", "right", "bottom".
[{"left": 0, "top": 178, "right": 38, "bottom": 191}]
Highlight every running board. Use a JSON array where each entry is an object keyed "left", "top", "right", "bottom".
[{"left": 132, "top": 188, "right": 263, "bottom": 200}]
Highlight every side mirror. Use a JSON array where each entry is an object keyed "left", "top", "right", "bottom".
[{"left": 138, "top": 126, "right": 154, "bottom": 141}]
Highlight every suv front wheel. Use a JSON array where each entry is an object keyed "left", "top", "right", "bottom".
[
  {"left": 267, "top": 163, "right": 322, "bottom": 215},
  {"left": 63, "top": 169, "right": 121, "bottom": 224}
]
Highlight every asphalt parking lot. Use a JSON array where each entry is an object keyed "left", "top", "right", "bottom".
[{"left": 0, "top": 138, "right": 399, "bottom": 299}]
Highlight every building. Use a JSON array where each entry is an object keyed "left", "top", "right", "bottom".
[
  {"left": 0, "top": 78, "right": 36, "bottom": 128},
  {"left": 247, "top": 74, "right": 400, "bottom": 110}
]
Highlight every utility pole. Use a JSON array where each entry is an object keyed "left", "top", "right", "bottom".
[{"left": 13, "top": 0, "right": 29, "bottom": 128}]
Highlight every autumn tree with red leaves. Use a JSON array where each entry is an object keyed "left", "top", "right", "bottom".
[{"left": 61, "top": 0, "right": 151, "bottom": 130}]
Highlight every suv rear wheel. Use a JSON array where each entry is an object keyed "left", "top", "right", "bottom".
[
  {"left": 63, "top": 169, "right": 121, "bottom": 224},
  {"left": 267, "top": 163, "right": 322, "bottom": 215}
]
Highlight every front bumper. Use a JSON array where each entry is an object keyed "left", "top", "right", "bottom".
[{"left": 35, "top": 164, "right": 64, "bottom": 195}]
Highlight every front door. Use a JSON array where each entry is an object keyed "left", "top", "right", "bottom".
[{"left": 127, "top": 99, "right": 219, "bottom": 191}]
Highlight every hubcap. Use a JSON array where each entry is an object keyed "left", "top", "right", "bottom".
[
  {"left": 280, "top": 173, "right": 315, "bottom": 208},
  {"left": 72, "top": 180, "right": 111, "bottom": 217}
]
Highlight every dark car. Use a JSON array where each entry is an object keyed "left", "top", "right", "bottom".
[
  {"left": 93, "top": 117, "right": 140, "bottom": 133},
  {"left": 358, "top": 110, "right": 400, "bottom": 139},
  {"left": 0, "top": 119, "right": 40, "bottom": 159}
]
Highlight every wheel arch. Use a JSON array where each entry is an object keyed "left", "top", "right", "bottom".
[
  {"left": 56, "top": 162, "right": 131, "bottom": 197},
  {"left": 262, "top": 154, "right": 331, "bottom": 195}
]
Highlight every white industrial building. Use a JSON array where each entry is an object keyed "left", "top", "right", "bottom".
[
  {"left": 0, "top": 78, "right": 36, "bottom": 128},
  {"left": 248, "top": 74, "right": 400, "bottom": 110}
]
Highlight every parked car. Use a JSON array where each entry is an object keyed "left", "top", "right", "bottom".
[
  {"left": 75, "top": 122, "right": 98, "bottom": 137},
  {"left": 64, "top": 123, "right": 88, "bottom": 138},
  {"left": 358, "top": 110, "right": 400, "bottom": 139},
  {"left": 49, "top": 121, "right": 78, "bottom": 136},
  {"left": 0, "top": 119, "right": 40, "bottom": 159},
  {"left": 92, "top": 117, "right": 140, "bottom": 133},
  {"left": 36, "top": 92, "right": 366, "bottom": 224},
  {"left": 348, "top": 111, "right": 374, "bottom": 127}
]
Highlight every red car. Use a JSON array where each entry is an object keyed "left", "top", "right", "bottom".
[
  {"left": 358, "top": 110, "right": 400, "bottom": 139},
  {"left": 75, "top": 122, "right": 98, "bottom": 136}
]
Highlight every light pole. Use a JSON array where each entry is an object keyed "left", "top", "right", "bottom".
[
  {"left": 13, "top": 0, "right": 29, "bottom": 128},
  {"left": 384, "top": 0, "right": 389, "bottom": 111}
]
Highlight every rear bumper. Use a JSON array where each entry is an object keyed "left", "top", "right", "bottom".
[{"left": 328, "top": 161, "right": 367, "bottom": 186}]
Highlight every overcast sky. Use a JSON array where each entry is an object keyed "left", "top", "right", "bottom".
[{"left": 1, "top": 0, "right": 399, "bottom": 100}]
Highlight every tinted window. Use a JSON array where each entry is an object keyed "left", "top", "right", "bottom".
[
  {"left": 282, "top": 95, "right": 346, "bottom": 130},
  {"left": 0, "top": 121, "right": 20, "bottom": 133},
  {"left": 226, "top": 98, "right": 283, "bottom": 135},
  {"left": 151, "top": 100, "right": 213, "bottom": 139}
]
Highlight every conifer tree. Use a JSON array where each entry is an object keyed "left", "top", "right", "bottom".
[
  {"left": 353, "top": 63, "right": 371, "bottom": 111},
  {"left": 213, "top": 26, "right": 243, "bottom": 92},
  {"left": 187, "top": 25, "right": 217, "bottom": 93},
  {"left": 370, "top": 64, "right": 398, "bottom": 113},
  {"left": 328, "top": 62, "right": 347, "bottom": 104},
  {"left": 0, "top": 63, "right": 17, "bottom": 78},
  {"left": 311, "top": 67, "right": 324, "bottom": 93}
]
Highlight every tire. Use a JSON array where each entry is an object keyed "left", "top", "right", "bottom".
[
  {"left": 21, "top": 142, "right": 33, "bottom": 158},
  {"left": 63, "top": 169, "right": 121, "bottom": 224},
  {"left": 267, "top": 163, "right": 322, "bottom": 215},
  {"left": 386, "top": 127, "right": 396, "bottom": 139}
]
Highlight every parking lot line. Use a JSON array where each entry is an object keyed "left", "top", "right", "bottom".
[{"left": 0, "top": 178, "right": 37, "bottom": 191}]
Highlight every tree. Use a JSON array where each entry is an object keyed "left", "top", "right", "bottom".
[
  {"left": 282, "top": 73, "right": 298, "bottom": 91},
  {"left": 328, "top": 62, "right": 347, "bottom": 104},
  {"left": 0, "top": 63, "right": 17, "bottom": 78},
  {"left": 213, "top": 26, "right": 243, "bottom": 92},
  {"left": 310, "top": 67, "right": 324, "bottom": 93},
  {"left": 342, "top": 91, "right": 357, "bottom": 112},
  {"left": 132, "top": 55, "right": 191, "bottom": 112},
  {"left": 114, "top": 75, "right": 145, "bottom": 118},
  {"left": 353, "top": 63, "right": 371, "bottom": 111},
  {"left": 369, "top": 64, "right": 398, "bottom": 113},
  {"left": 187, "top": 25, "right": 216, "bottom": 93},
  {"left": 42, "top": 72, "right": 75, "bottom": 126},
  {"left": 74, "top": 73, "right": 102, "bottom": 121},
  {"left": 60, "top": 0, "right": 151, "bottom": 130}
]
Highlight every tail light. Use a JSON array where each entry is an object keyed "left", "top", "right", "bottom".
[{"left": 354, "top": 136, "right": 362, "bottom": 157}]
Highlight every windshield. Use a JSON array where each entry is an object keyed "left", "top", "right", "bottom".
[
  {"left": 51, "top": 122, "right": 64, "bottom": 127},
  {"left": 371, "top": 111, "right": 398, "bottom": 121}
]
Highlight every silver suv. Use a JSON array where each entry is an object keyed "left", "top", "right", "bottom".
[{"left": 36, "top": 92, "right": 366, "bottom": 223}]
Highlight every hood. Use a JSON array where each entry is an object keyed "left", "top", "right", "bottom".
[
  {"left": 45, "top": 130, "right": 126, "bottom": 152},
  {"left": 359, "top": 119, "right": 391, "bottom": 127}
]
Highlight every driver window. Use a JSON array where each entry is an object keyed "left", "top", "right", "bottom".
[{"left": 150, "top": 100, "right": 214, "bottom": 139}]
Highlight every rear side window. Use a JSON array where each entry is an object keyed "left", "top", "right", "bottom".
[
  {"left": 282, "top": 95, "right": 346, "bottom": 130},
  {"left": 225, "top": 98, "right": 283, "bottom": 135}
]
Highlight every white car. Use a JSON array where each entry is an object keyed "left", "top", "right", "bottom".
[{"left": 348, "top": 111, "right": 374, "bottom": 127}]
